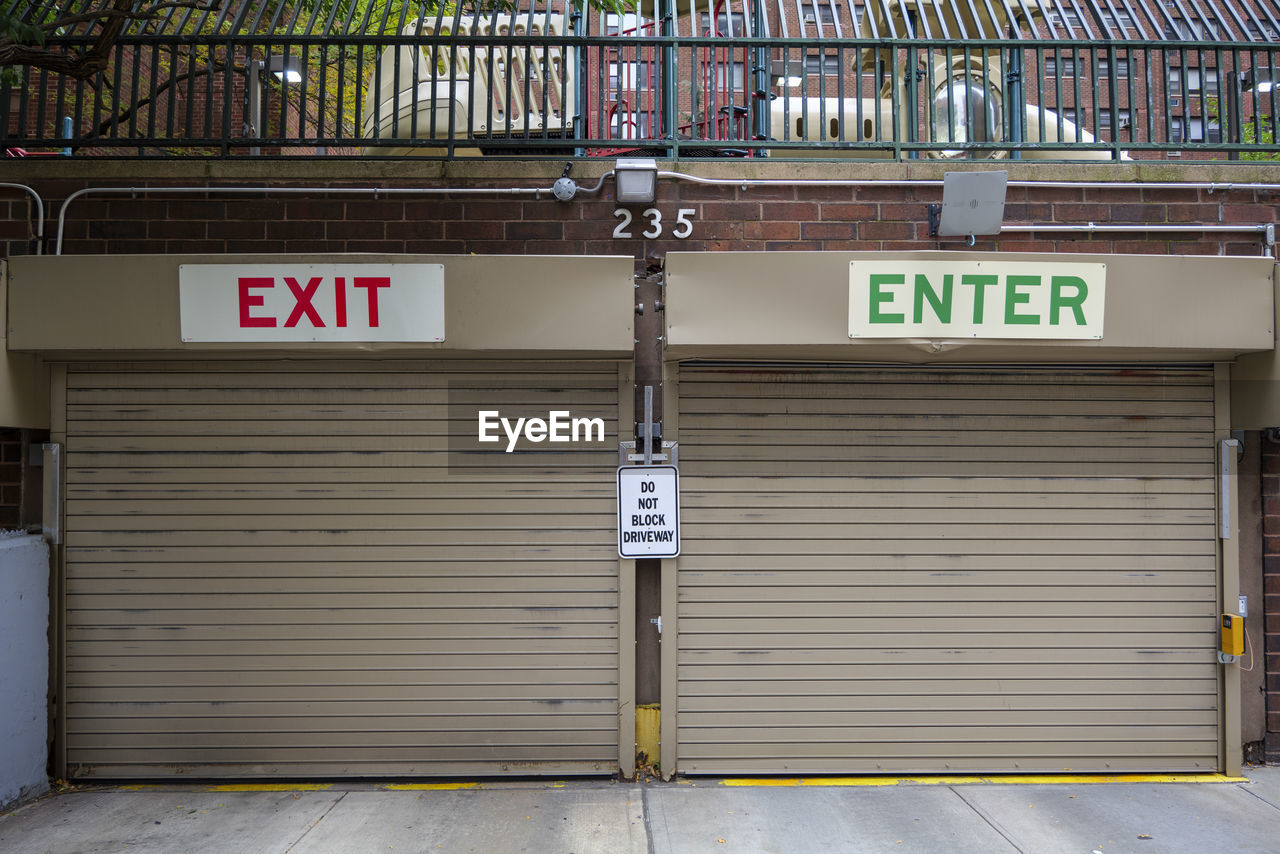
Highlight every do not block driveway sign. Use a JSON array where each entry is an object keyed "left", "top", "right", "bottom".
[{"left": 617, "top": 465, "right": 680, "bottom": 558}]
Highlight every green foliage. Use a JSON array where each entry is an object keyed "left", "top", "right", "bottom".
[
  {"left": 1238, "top": 114, "right": 1280, "bottom": 161},
  {"left": 3, "top": 0, "right": 633, "bottom": 149}
]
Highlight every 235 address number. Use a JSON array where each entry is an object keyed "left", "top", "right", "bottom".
[{"left": 613, "top": 208, "right": 696, "bottom": 240}]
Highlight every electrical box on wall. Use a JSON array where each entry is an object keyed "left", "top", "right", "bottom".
[{"left": 1220, "top": 614, "right": 1244, "bottom": 661}]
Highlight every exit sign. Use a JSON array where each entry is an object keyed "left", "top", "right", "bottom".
[{"left": 179, "top": 263, "right": 444, "bottom": 343}]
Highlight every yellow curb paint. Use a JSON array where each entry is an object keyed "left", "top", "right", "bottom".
[
  {"left": 636, "top": 704, "right": 661, "bottom": 769},
  {"left": 381, "top": 783, "right": 481, "bottom": 791},
  {"left": 204, "top": 784, "right": 335, "bottom": 792},
  {"left": 718, "top": 774, "right": 1249, "bottom": 788}
]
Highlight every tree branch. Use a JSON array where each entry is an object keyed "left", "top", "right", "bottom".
[
  {"left": 0, "top": 0, "right": 220, "bottom": 78},
  {"left": 39, "top": 1, "right": 218, "bottom": 34},
  {"left": 92, "top": 55, "right": 234, "bottom": 137}
]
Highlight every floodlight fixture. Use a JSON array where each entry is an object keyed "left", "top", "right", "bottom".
[
  {"left": 269, "top": 54, "right": 304, "bottom": 84},
  {"left": 770, "top": 60, "right": 804, "bottom": 88},
  {"left": 615, "top": 158, "right": 659, "bottom": 205},
  {"left": 1242, "top": 66, "right": 1280, "bottom": 93}
]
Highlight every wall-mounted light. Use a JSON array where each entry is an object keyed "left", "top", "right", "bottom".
[
  {"left": 770, "top": 60, "right": 803, "bottom": 89},
  {"left": 269, "top": 54, "right": 304, "bottom": 84},
  {"left": 1242, "top": 66, "right": 1280, "bottom": 94},
  {"left": 615, "top": 158, "right": 658, "bottom": 205}
]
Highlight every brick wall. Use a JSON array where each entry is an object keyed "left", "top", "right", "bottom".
[
  {"left": 1266, "top": 440, "right": 1280, "bottom": 761},
  {"left": 14, "top": 166, "right": 1277, "bottom": 260},
  {"left": 0, "top": 429, "right": 45, "bottom": 530}
]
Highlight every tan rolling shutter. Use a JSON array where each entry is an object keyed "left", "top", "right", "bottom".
[
  {"left": 64, "top": 360, "right": 621, "bottom": 778},
  {"left": 676, "top": 365, "right": 1220, "bottom": 774}
]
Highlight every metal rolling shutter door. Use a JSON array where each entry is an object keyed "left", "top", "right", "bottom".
[
  {"left": 676, "top": 365, "right": 1220, "bottom": 774},
  {"left": 63, "top": 360, "right": 621, "bottom": 778}
]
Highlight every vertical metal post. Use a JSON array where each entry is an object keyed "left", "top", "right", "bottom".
[
  {"left": 643, "top": 385, "right": 654, "bottom": 464},
  {"left": 633, "top": 274, "right": 666, "bottom": 766},
  {"left": 572, "top": 0, "right": 586, "bottom": 155},
  {"left": 1215, "top": 363, "right": 1242, "bottom": 776},
  {"left": 750, "top": 0, "right": 768, "bottom": 148},
  {"left": 1227, "top": 68, "right": 1242, "bottom": 161},
  {"left": 247, "top": 59, "right": 262, "bottom": 156},
  {"left": 1006, "top": 29, "right": 1023, "bottom": 159},
  {"left": 659, "top": 0, "right": 676, "bottom": 149},
  {"left": 904, "top": 42, "right": 917, "bottom": 158},
  {"left": 41, "top": 443, "right": 61, "bottom": 546}
]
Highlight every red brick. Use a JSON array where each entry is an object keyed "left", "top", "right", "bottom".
[
  {"left": 465, "top": 200, "right": 532, "bottom": 219},
  {"left": 858, "top": 222, "right": 914, "bottom": 241},
  {"left": 167, "top": 200, "right": 229, "bottom": 220},
  {"left": 89, "top": 220, "right": 146, "bottom": 240},
  {"left": 234, "top": 200, "right": 288, "bottom": 220},
  {"left": 149, "top": 220, "right": 207, "bottom": 239},
  {"left": 1219, "top": 204, "right": 1273, "bottom": 223},
  {"left": 1053, "top": 241, "right": 1118, "bottom": 254},
  {"left": 1140, "top": 188, "right": 1202, "bottom": 203},
  {"left": 1226, "top": 242, "right": 1267, "bottom": 256},
  {"left": 1109, "top": 204, "right": 1164, "bottom": 222},
  {"left": 760, "top": 202, "right": 820, "bottom": 220},
  {"left": 386, "top": 221, "right": 445, "bottom": 240},
  {"left": 697, "top": 202, "right": 761, "bottom": 221},
  {"left": 506, "top": 221, "right": 563, "bottom": 241},
  {"left": 1002, "top": 204, "right": 1053, "bottom": 221},
  {"left": 106, "top": 240, "right": 162, "bottom": 254},
  {"left": 524, "top": 241, "right": 585, "bottom": 255},
  {"left": 1166, "top": 204, "right": 1223, "bottom": 223},
  {"left": 821, "top": 203, "right": 877, "bottom": 220},
  {"left": 345, "top": 241, "right": 406, "bottom": 253},
  {"left": 738, "top": 185, "right": 795, "bottom": 202},
  {"left": 764, "top": 241, "right": 823, "bottom": 251},
  {"left": 1029, "top": 187, "right": 1085, "bottom": 203},
  {"left": 447, "top": 220, "right": 503, "bottom": 240},
  {"left": 518, "top": 201, "right": 580, "bottom": 221},
  {"left": 415, "top": 241, "right": 468, "bottom": 254},
  {"left": 802, "top": 222, "right": 856, "bottom": 240},
  {"left": 345, "top": 200, "right": 404, "bottom": 221},
  {"left": 207, "top": 220, "right": 266, "bottom": 241},
  {"left": 285, "top": 200, "right": 347, "bottom": 220},
  {"left": 326, "top": 220, "right": 385, "bottom": 239},
  {"left": 267, "top": 221, "right": 327, "bottom": 240},
  {"left": 404, "top": 200, "right": 464, "bottom": 220},
  {"left": 744, "top": 220, "right": 799, "bottom": 241},
  {"left": 104, "top": 199, "right": 170, "bottom": 220},
  {"left": 853, "top": 186, "right": 915, "bottom": 202},
  {"left": 672, "top": 184, "right": 736, "bottom": 201},
  {"left": 1083, "top": 187, "right": 1144, "bottom": 203},
  {"left": 1052, "top": 204, "right": 1112, "bottom": 223},
  {"left": 877, "top": 203, "right": 930, "bottom": 222}
]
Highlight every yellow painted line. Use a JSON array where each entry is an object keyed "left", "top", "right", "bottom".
[
  {"left": 381, "top": 782, "right": 481, "bottom": 791},
  {"left": 719, "top": 774, "right": 1249, "bottom": 788},
  {"left": 204, "top": 784, "right": 335, "bottom": 792}
]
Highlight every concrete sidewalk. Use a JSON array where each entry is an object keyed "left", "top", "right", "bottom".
[{"left": 2, "top": 768, "right": 1278, "bottom": 854}]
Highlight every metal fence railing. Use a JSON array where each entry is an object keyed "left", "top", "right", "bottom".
[{"left": 4, "top": 3, "right": 1279, "bottom": 161}]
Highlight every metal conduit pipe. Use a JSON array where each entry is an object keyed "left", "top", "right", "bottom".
[
  {"left": 0, "top": 183, "right": 45, "bottom": 255},
  {"left": 656, "top": 172, "right": 1280, "bottom": 254},
  {"left": 1002, "top": 223, "right": 1277, "bottom": 256},
  {"left": 52, "top": 174, "right": 1279, "bottom": 255},
  {"left": 53, "top": 176, "right": 613, "bottom": 255},
  {"left": 657, "top": 172, "right": 1280, "bottom": 194}
]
